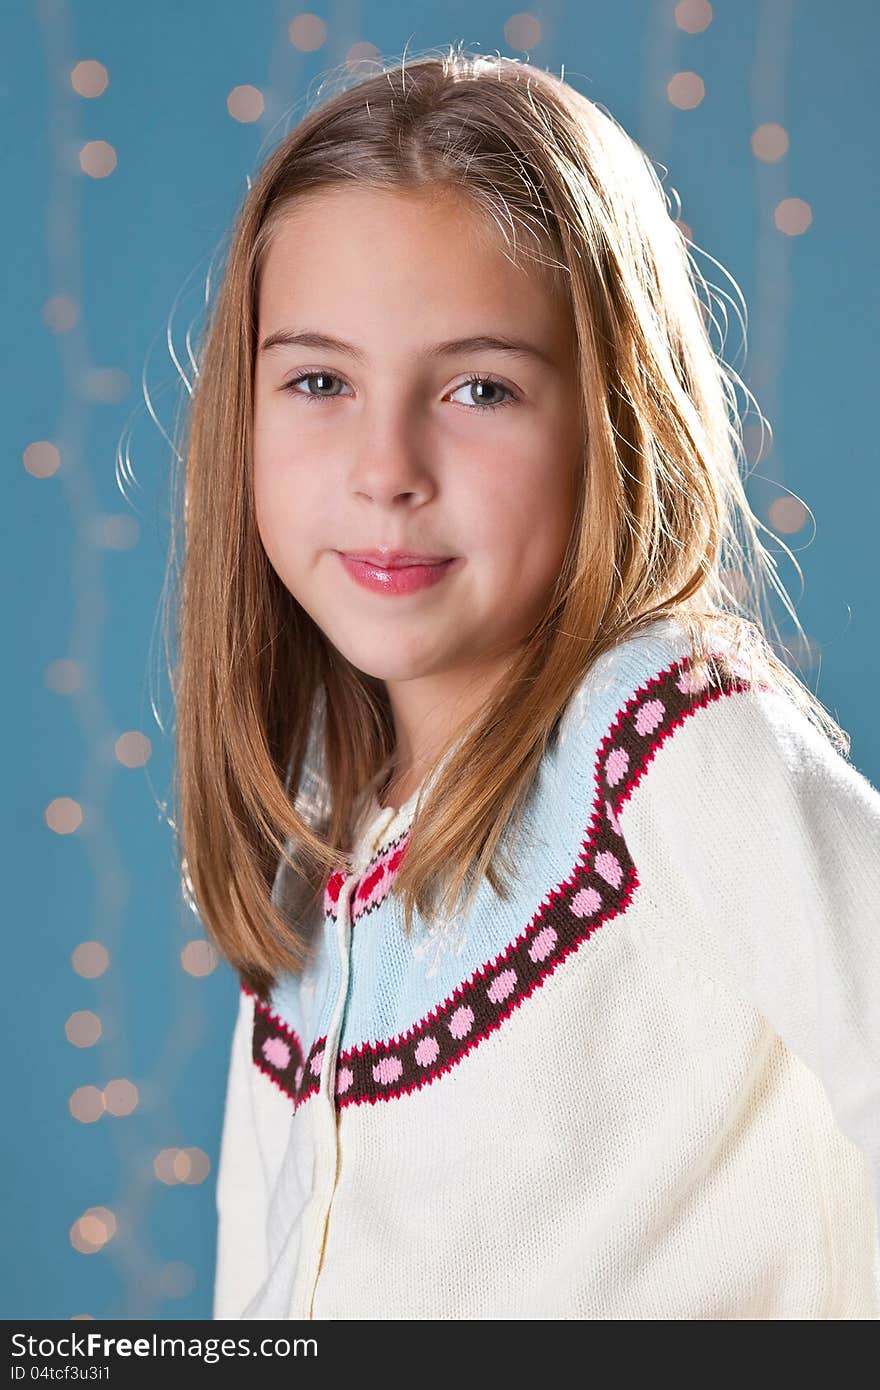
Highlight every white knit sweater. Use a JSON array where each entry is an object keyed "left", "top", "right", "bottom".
[{"left": 212, "top": 617, "right": 880, "bottom": 1319}]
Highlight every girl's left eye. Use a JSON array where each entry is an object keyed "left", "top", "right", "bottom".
[
  {"left": 281, "top": 370, "right": 516, "bottom": 412},
  {"left": 448, "top": 374, "right": 516, "bottom": 411}
]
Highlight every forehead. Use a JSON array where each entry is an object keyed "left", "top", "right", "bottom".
[{"left": 256, "top": 184, "right": 571, "bottom": 347}]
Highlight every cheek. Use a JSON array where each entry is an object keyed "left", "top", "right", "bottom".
[
  {"left": 251, "top": 455, "right": 285, "bottom": 569},
  {"left": 462, "top": 450, "right": 576, "bottom": 575},
  {"left": 252, "top": 445, "right": 323, "bottom": 585}
]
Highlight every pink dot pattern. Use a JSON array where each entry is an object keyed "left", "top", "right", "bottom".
[
  {"left": 253, "top": 650, "right": 756, "bottom": 1112},
  {"left": 261, "top": 1036, "right": 290, "bottom": 1070},
  {"left": 246, "top": 990, "right": 325, "bottom": 1112}
]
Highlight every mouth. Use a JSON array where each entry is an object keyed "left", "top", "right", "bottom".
[
  {"left": 335, "top": 550, "right": 459, "bottom": 596},
  {"left": 338, "top": 550, "right": 455, "bottom": 569}
]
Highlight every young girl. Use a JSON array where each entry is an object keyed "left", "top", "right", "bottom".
[{"left": 171, "top": 48, "right": 880, "bottom": 1320}]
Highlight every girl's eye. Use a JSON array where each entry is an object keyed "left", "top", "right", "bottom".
[
  {"left": 283, "top": 371, "right": 352, "bottom": 404},
  {"left": 448, "top": 373, "right": 516, "bottom": 411},
  {"left": 281, "top": 370, "right": 516, "bottom": 412}
]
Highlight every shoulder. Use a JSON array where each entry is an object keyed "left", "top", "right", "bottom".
[
  {"left": 554, "top": 612, "right": 747, "bottom": 800},
  {"left": 609, "top": 645, "right": 876, "bottom": 835},
  {"left": 580, "top": 622, "right": 880, "bottom": 918},
  {"left": 556, "top": 614, "right": 699, "bottom": 754},
  {"left": 555, "top": 612, "right": 763, "bottom": 763},
  {"left": 557, "top": 613, "right": 880, "bottom": 843}
]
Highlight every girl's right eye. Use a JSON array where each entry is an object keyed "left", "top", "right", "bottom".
[{"left": 282, "top": 371, "right": 351, "bottom": 404}]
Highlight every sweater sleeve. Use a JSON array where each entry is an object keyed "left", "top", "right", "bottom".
[
  {"left": 212, "top": 985, "right": 270, "bottom": 1319},
  {"left": 615, "top": 678, "right": 880, "bottom": 1220}
]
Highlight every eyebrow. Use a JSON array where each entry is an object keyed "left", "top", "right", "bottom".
[{"left": 258, "top": 327, "right": 555, "bottom": 367}]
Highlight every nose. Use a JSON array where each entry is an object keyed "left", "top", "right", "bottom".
[{"left": 347, "top": 411, "right": 435, "bottom": 507}]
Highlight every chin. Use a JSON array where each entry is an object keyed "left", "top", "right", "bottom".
[
  {"left": 350, "top": 656, "right": 437, "bottom": 684},
  {"left": 330, "top": 634, "right": 451, "bottom": 685}
]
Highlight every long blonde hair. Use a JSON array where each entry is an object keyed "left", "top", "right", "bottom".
[{"left": 166, "top": 45, "right": 848, "bottom": 1001}]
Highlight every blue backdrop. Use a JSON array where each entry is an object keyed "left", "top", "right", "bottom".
[{"left": 5, "top": 0, "right": 878, "bottom": 1319}]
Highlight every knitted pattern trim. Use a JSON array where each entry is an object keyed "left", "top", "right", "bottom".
[{"left": 246, "top": 649, "right": 760, "bottom": 1111}]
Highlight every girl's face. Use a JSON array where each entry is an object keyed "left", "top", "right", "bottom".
[{"left": 253, "top": 185, "right": 583, "bottom": 687}]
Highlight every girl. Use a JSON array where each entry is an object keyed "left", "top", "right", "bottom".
[{"left": 170, "top": 48, "right": 880, "bottom": 1319}]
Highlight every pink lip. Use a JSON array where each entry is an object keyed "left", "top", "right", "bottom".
[
  {"left": 341, "top": 549, "right": 453, "bottom": 567},
  {"left": 337, "top": 551, "right": 459, "bottom": 596}
]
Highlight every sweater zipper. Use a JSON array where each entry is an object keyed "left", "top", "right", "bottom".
[
  {"left": 301, "top": 808, "right": 400, "bottom": 1320},
  {"left": 303, "top": 867, "right": 355, "bottom": 1312}
]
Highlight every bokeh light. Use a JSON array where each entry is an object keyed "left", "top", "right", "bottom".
[
  {"left": 181, "top": 939, "right": 219, "bottom": 977},
  {"left": 115, "top": 731, "right": 152, "bottom": 768},
  {"left": 70, "top": 1208, "right": 117, "bottom": 1255},
  {"left": 159, "top": 1263, "right": 196, "bottom": 1298},
  {"left": 768, "top": 496, "right": 809, "bottom": 534},
  {"left": 93, "top": 515, "right": 139, "bottom": 549},
  {"left": 42, "top": 294, "right": 79, "bottom": 333},
  {"left": 65, "top": 1011, "right": 102, "bottom": 1048},
  {"left": 23, "top": 441, "right": 61, "bottom": 479},
  {"left": 71, "top": 941, "right": 110, "bottom": 978},
  {"left": 103, "top": 1080, "right": 139, "bottom": 1117},
  {"left": 81, "top": 367, "right": 129, "bottom": 403},
  {"left": 46, "top": 659, "right": 85, "bottom": 695},
  {"left": 227, "top": 85, "right": 264, "bottom": 123},
  {"left": 774, "top": 197, "right": 813, "bottom": 235},
  {"left": 70, "top": 60, "right": 109, "bottom": 98},
  {"left": 667, "top": 71, "right": 705, "bottom": 110},
  {"left": 675, "top": 0, "right": 713, "bottom": 33},
  {"left": 79, "top": 140, "right": 117, "bottom": 178},
  {"left": 504, "top": 14, "right": 542, "bottom": 51},
  {"left": 288, "top": 14, "right": 327, "bottom": 50},
  {"left": 69, "top": 1086, "right": 105, "bottom": 1124},
  {"left": 345, "top": 41, "right": 382, "bottom": 69},
  {"left": 46, "top": 798, "right": 83, "bottom": 835},
  {"left": 751, "top": 122, "right": 790, "bottom": 162},
  {"left": 154, "top": 1148, "right": 211, "bottom": 1185}
]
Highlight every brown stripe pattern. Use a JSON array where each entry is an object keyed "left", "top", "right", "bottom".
[{"left": 247, "top": 988, "right": 327, "bottom": 1108}]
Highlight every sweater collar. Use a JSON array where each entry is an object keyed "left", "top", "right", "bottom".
[{"left": 349, "top": 768, "right": 424, "bottom": 871}]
